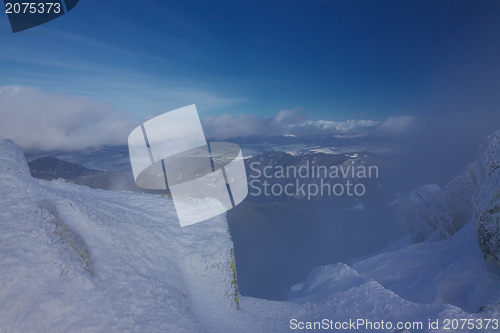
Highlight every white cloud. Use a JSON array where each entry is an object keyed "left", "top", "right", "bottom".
[
  {"left": 0, "top": 86, "right": 137, "bottom": 151},
  {"left": 200, "top": 108, "right": 307, "bottom": 140},
  {"left": 202, "top": 109, "right": 384, "bottom": 139},
  {"left": 290, "top": 119, "right": 379, "bottom": 134},
  {"left": 377, "top": 115, "right": 415, "bottom": 135}
]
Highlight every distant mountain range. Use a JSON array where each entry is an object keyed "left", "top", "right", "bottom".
[
  {"left": 29, "top": 156, "right": 106, "bottom": 181},
  {"left": 24, "top": 134, "right": 409, "bottom": 172},
  {"left": 28, "top": 156, "right": 167, "bottom": 196}
]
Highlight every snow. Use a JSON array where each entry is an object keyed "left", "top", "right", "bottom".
[
  {"left": 398, "top": 170, "right": 476, "bottom": 244},
  {"left": 0, "top": 136, "right": 237, "bottom": 332},
  {"left": 1, "top": 135, "right": 500, "bottom": 332},
  {"left": 350, "top": 222, "right": 500, "bottom": 313}
]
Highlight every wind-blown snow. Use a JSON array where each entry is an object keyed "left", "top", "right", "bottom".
[{"left": 1, "top": 135, "right": 499, "bottom": 332}]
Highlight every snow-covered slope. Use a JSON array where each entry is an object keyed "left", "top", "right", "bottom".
[
  {"left": 284, "top": 222, "right": 500, "bottom": 329},
  {"left": 0, "top": 136, "right": 241, "bottom": 332},
  {"left": 349, "top": 222, "right": 500, "bottom": 313},
  {"left": 2, "top": 134, "right": 499, "bottom": 332}
]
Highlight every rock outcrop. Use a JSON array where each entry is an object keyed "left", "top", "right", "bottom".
[{"left": 472, "top": 130, "right": 500, "bottom": 267}]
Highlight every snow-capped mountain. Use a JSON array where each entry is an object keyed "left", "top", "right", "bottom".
[
  {"left": 231, "top": 134, "right": 409, "bottom": 159},
  {"left": 2, "top": 134, "right": 499, "bottom": 332}
]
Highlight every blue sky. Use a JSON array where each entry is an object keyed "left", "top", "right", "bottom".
[{"left": 1, "top": 1, "right": 500, "bottom": 150}]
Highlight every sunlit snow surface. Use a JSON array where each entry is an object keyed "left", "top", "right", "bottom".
[{"left": 1, "top": 135, "right": 499, "bottom": 332}]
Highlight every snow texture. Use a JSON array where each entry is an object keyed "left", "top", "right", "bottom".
[{"left": 0, "top": 136, "right": 239, "bottom": 332}]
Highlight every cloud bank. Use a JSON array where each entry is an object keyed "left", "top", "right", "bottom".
[
  {"left": 0, "top": 85, "right": 431, "bottom": 153},
  {"left": 202, "top": 110, "right": 415, "bottom": 140},
  {"left": 0, "top": 86, "right": 137, "bottom": 151},
  {"left": 377, "top": 116, "right": 415, "bottom": 135},
  {"left": 0, "top": 86, "right": 419, "bottom": 151}
]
